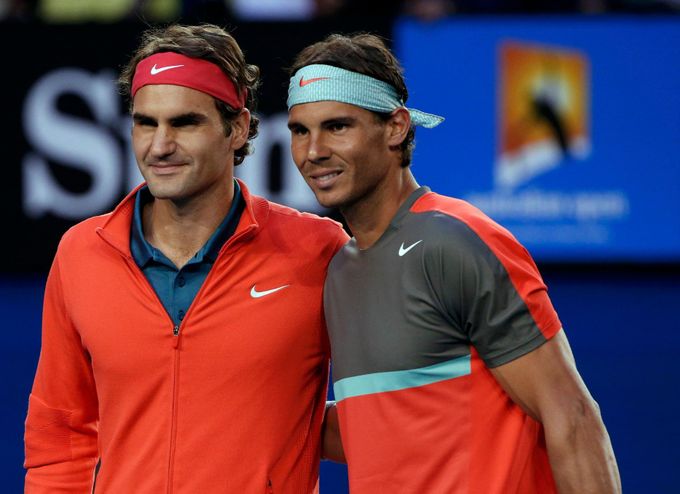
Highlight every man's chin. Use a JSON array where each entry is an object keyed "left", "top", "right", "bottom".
[
  {"left": 146, "top": 185, "right": 185, "bottom": 202},
  {"left": 312, "top": 190, "right": 343, "bottom": 210}
]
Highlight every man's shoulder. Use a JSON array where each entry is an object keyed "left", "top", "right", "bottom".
[
  {"left": 412, "top": 191, "right": 491, "bottom": 225},
  {"left": 264, "top": 200, "right": 346, "bottom": 237},
  {"left": 412, "top": 191, "right": 517, "bottom": 244},
  {"left": 405, "top": 193, "right": 483, "bottom": 243},
  {"left": 57, "top": 212, "right": 113, "bottom": 253},
  {"left": 398, "top": 191, "right": 532, "bottom": 274}
]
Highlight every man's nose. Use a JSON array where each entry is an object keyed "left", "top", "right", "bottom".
[
  {"left": 307, "top": 132, "right": 331, "bottom": 164},
  {"left": 149, "top": 126, "right": 177, "bottom": 158}
]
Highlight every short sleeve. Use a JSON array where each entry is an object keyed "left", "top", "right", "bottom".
[{"left": 424, "top": 212, "right": 561, "bottom": 368}]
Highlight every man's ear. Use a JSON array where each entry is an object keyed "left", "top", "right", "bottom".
[
  {"left": 386, "top": 107, "right": 411, "bottom": 148},
  {"left": 229, "top": 108, "right": 251, "bottom": 149}
]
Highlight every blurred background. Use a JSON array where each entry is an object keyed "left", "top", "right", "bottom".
[{"left": 1, "top": 0, "right": 679, "bottom": 492}]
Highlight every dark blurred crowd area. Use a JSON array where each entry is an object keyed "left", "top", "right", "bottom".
[{"left": 2, "top": 0, "right": 678, "bottom": 23}]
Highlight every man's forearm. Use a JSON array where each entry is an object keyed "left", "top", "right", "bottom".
[
  {"left": 545, "top": 398, "right": 621, "bottom": 494},
  {"left": 321, "top": 401, "right": 346, "bottom": 463}
]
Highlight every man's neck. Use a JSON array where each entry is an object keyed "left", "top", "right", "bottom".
[
  {"left": 142, "top": 183, "right": 234, "bottom": 268},
  {"left": 342, "top": 169, "right": 419, "bottom": 250}
]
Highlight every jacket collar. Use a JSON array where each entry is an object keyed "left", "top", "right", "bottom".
[{"left": 96, "top": 179, "right": 269, "bottom": 258}]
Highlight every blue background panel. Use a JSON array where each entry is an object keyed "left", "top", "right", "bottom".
[{"left": 396, "top": 17, "right": 680, "bottom": 262}]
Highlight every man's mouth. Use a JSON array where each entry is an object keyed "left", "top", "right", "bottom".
[
  {"left": 148, "top": 163, "right": 185, "bottom": 175},
  {"left": 311, "top": 170, "right": 341, "bottom": 189}
]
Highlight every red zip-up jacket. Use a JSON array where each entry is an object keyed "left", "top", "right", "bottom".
[{"left": 24, "top": 180, "right": 349, "bottom": 494}]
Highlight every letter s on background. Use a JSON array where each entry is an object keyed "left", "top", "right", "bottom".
[{"left": 22, "top": 68, "right": 122, "bottom": 219}]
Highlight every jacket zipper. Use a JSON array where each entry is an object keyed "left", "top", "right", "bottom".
[
  {"left": 91, "top": 458, "right": 101, "bottom": 493},
  {"left": 167, "top": 335, "right": 181, "bottom": 494}
]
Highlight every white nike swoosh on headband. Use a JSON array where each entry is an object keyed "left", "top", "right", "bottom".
[{"left": 150, "top": 63, "right": 184, "bottom": 75}]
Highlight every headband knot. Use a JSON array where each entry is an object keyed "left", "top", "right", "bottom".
[
  {"left": 287, "top": 64, "right": 444, "bottom": 128},
  {"left": 132, "top": 52, "right": 246, "bottom": 109}
]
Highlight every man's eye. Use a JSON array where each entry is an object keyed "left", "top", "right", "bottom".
[
  {"left": 173, "top": 118, "right": 199, "bottom": 127},
  {"left": 135, "top": 118, "right": 156, "bottom": 127}
]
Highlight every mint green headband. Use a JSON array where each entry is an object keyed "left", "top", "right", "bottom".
[{"left": 287, "top": 64, "right": 444, "bottom": 128}]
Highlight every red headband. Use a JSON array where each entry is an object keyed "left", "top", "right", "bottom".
[{"left": 131, "top": 52, "right": 246, "bottom": 109}]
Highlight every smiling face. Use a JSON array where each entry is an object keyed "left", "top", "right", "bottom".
[
  {"left": 132, "top": 84, "right": 248, "bottom": 205},
  {"left": 288, "top": 101, "right": 404, "bottom": 211}
]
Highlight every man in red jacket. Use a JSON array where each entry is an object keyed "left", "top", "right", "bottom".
[{"left": 24, "top": 24, "right": 347, "bottom": 493}]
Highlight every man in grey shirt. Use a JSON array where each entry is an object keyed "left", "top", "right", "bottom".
[{"left": 286, "top": 33, "right": 621, "bottom": 494}]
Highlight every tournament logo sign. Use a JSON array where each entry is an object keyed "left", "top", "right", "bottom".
[
  {"left": 397, "top": 17, "right": 679, "bottom": 261},
  {"left": 465, "top": 39, "right": 629, "bottom": 256},
  {"left": 496, "top": 41, "right": 590, "bottom": 189}
]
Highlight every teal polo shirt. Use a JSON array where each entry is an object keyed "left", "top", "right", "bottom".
[{"left": 130, "top": 181, "right": 244, "bottom": 327}]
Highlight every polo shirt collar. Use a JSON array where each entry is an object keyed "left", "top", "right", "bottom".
[{"left": 130, "top": 180, "right": 244, "bottom": 268}]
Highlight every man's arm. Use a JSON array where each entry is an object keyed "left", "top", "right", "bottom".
[
  {"left": 490, "top": 329, "right": 621, "bottom": 494},
  {"left": 320, "top": 401, "right": 346, "bottom": 463},
  {"left": 25, "top": 253, "right": 99, "bottom": 492}
]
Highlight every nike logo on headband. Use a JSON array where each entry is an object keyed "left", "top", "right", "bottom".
[
  {"left": 299, "top": 76, "right": 329, "bottom": 87},
  {"left": 150, "top": 63, "right": 185, "bottom": 75}
]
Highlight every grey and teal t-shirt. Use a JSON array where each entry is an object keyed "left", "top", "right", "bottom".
[{"left": 324, "top": 187, "right": 562, "bottom": 494}]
